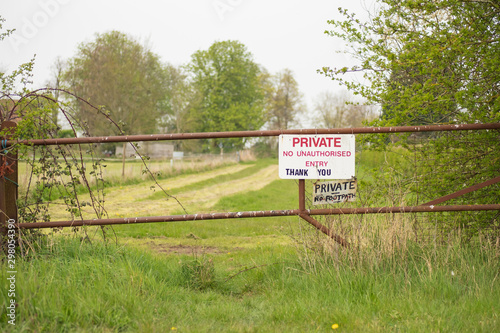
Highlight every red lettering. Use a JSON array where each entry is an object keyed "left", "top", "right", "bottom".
[
  {"left": 305, "top": 161, "right": 329, "bottom": 167},
  {"left": 291, "top": 136, "right": 344, "bottom": 148},
  {"left": 334, "top": 137, "right": 341, "bottom": 147},
  {"left": 319, "top": 138, "right": 327, "bottom": 147}
]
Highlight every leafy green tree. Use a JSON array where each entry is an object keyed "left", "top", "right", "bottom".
[
  {"left": 63, "top": 31, "right": 169, "bottom": 136},
  {"left": 323, "top": 1, "right": 499, "bottom": 126},
  {"left": 186, "top": 40, "right": 265, "bottom": 151},
  {"left": 323, "top": 1, "right": 500, "bottom": 235}
]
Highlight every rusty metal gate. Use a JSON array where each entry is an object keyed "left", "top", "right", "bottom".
[{"left": 1, "top": 122, "right": 500, "bottom": 248}]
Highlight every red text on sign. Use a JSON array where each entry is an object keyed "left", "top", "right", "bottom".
[
  {"left": 292, "top": 137, "right": 341, "bottom": 148},
  {"left": 305, "top": 161, "right": 329, "bottom": 167}
]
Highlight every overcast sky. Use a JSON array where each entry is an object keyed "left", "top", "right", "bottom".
[{"left": 1, "top": 0, "right": 374, "bottom": 120}]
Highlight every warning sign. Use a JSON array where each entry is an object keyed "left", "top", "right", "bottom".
[
  {"left": 313, "top": 179, "right": 357, "bottom": 205},
  {"left": 278, "top": 134, "right": 355, "bottom": 179}
]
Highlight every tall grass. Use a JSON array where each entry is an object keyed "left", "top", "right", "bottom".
[
  {"left": 288, "top": 212, "right": 500, "bottom": 331},
  {"left": 293, "top": 211, "right": 500, "bottom": 280}
]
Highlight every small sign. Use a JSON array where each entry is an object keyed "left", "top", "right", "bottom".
[
  {"left": 279, "top": 134, "right": 355, "bottom": 179},
  {"left": 313, "top": 179, "right": 357, "bottom": 205}
]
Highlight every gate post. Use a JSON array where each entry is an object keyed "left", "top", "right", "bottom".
[{"left": 0, "top": 121, "right": 18, "bottom": 253}]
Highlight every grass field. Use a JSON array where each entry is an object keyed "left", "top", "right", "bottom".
[{"left": 1, "top": 155, "right": 499, "bottom": 332}]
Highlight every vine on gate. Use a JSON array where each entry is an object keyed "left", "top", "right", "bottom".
[{"left": 1, "top": 66, "right": 185, "bottom": 255}]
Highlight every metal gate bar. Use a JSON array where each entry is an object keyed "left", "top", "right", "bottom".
[
  {"left": 2, "top": 122, "right": 499, "bottom": 248},
  {"left": 14, "top": 204, "right": 500, "bottom": 229},
  {"left": 421, "top": 175, "right": 500, "bottom": 206},
  {"left": 5, "top": 123, "right": 500, "bottom": 147},
  {"left": 298, "top": 179, "right": 350, "bottom": 247}
]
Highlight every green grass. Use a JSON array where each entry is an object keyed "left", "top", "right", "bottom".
[
  {"left": 111, "top": 173, "right": 298, "bottom": 240},
  {"left": 111, "top": 157, "right": 294, "bottom": 240},
  {"left": 2, "top": 153, "right": 500, "bottom": 332},
  {"left": 1, "top": 234, "right": 498, "bottom": 332}
]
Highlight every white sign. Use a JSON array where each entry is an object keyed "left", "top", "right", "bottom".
[
  {"left": 278, "top": 134, "right": 355, "bottom": 179},
  {"left": 313, "top": 179, "right": 357, "bottom": 205}
]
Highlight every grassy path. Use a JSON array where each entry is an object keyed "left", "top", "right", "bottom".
[
  {"left": 48, "top": 160, "right": 279, "bottom": 220},
  {"left": 101, "top": 164, "right": 279, "bottom": 218}
]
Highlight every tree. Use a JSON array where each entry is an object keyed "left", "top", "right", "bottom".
[
  {"left": 265, "top": 68, "right": 304, "bottom": 130},
  {"left": 313, "top": 90, "right": 376, "bottom": 129},
  {"left": 0, "top": 18, "right": 185, "bottom": 247},
  {"left": 186, "top": 40, "right": 265, "bottom": 151},
  {"left": 323, "top": 1, "right": 500, "bottom": 235},
  {"left": 63, "top": 31, "right": 169, "bottom": 136},
  {"left": 323, "top": 1, "right": 499, "bottom": 126},
  {"left": 0, "top": 15, "right": 107, "bottom": 234}
]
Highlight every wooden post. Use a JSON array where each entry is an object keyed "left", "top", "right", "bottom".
[
  {"left": 0, "top": 121, "right": 18, "bottom": 252},
  {"left": 122, "top": 142, "right": 127, "bottom": 178}
]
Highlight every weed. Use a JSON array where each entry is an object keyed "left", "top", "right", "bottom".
[{"left": 180, "top": 254, "right": 217, "bottom": 291}]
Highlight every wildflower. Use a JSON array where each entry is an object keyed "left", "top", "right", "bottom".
[
  {"left": 332, "top": 323, "right": 339, "bottom": 329},
  {"left": 171, "top": 327, "right": 177, "bottom": 331}
]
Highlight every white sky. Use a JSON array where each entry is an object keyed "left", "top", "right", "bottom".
[{"left": 0, "top": 0, "right": 375, "bottom": 124}]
